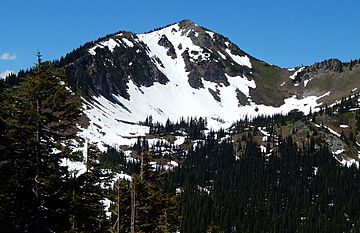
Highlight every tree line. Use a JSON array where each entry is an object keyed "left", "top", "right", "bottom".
[{"left": 2, "top": 55, "right": 360, "bottom": 232}]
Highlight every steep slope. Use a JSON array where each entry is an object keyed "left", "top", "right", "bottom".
[
  {"left": 288, "top": 59, "right": 360, "bottom": 104},
  {"left": 232, "top": 94, "right": 360, "bottom": 168},
  {"left": 57, "top": 20, "right": 359, "bottom": 147}
]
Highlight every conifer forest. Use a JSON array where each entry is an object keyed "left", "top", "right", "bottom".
[{"left": 1, "top": 56, "right": 360, "bottom": 233}]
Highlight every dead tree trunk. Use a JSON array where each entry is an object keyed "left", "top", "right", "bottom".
[{"left": 131, "top": 177, "right": 136, "bottom": 233}]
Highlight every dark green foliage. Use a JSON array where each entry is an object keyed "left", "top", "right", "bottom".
[
  {"left": 2, "top": 53, "right": 360, "bottom": 232},
  {"left": 100, "top": 146, "right": 141, "bottom": 175},
  {"left": 145, "top": 116, "right": 207, "bottom": 140},
  {"left": 233, "top": 110, "right": 305, "bottom": 132},
  {"left": 69, "top": 143, "right": 110, "bottom": 232},
  {"left": 165, "top": 130, "right": 360, "bottom": 232},
  {"left": 108, "top": 162, "right": 180, "bottom": 233},
  {"left": 0, "top": 58, "right": 82, "bottom": 232},
  {"left": 4, "top": 72, "right": 19, "bottom": 85}
]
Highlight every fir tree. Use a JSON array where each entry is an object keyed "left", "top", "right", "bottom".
[
  {"left": 69, "top": 143, "right": 110, "bottom": 232},
  {"left": 0, "top": 53, "right": 81, "bottom": 232}
]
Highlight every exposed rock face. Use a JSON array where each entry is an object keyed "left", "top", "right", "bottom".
[
  {"left": 295, "top": 59, "right": 344, "bottom": 82},
  {"left": 64, "top": 33, "right": 168, "bottom": 100},
  {"left": 62, "top": 19, "right": 255, "bottom": 100},
  {"left": 312, "top": 59, "right": 343, "bottom": 72},
  {"left": 58, "top": 19, "right": 359, "bottom": 116},
  {"left": 177, "top": 20, "right": 252, "bottom": 88},
  {"left": 236, "top": 89, "right": 250, "bottom": 106},
  {"left": 158, "top": 35, "right": 177, "bottom": 59}
]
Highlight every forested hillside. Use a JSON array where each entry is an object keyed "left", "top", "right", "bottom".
[{"left": 1, "top": 56, "right": 360, "bottom": 232}]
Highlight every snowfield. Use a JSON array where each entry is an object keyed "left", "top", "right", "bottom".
[{"left": 80, "top": 23, "right": 332, "bottom": 149}]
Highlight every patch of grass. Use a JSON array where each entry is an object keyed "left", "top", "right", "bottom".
[{"left": 250, "top": 60, "right": 289, "bottom": 106}]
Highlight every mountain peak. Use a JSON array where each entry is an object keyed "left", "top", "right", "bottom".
[
  {"left": 178, "top": 19, "right": 197, "bottom": 27},
  {"left": 54, "top": 20, "right": 360, "bottom": 150},
  {"left": 145, "top": 19, "right": 201, "bottom": 35}
]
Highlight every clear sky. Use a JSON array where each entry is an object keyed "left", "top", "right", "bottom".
[{"left": 1, "top": 0, "right": 359, "bottom": 76}]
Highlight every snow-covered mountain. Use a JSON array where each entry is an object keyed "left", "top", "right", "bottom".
[{"left": 58, "top": 20, "right": 360, "bottom": 148}]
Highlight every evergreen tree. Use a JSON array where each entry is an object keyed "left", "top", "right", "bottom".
[
  {"left": 0, "top": 54, "right": 81, "bottom": 232},
  {"left": 69, "top": 143, "right": 110, "bottom": 232}
]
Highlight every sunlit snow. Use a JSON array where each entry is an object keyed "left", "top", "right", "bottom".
[
  {"left": 304, "top": 78, "right": 313, "bottom": 87},
  {"left": 122, "top": 38, "right": 134, "bottom": 47},
  {"left": 341, "top": 159, "right": 359, "bottom": 168},
  {"left": 225, "top": 48, "right": 252, "bottom": 68},
  {"left": 0, "top": 70, "right": 14, "bottom": 80},
  {"left": 217, "top": 51, "right": 227, "bottom": 60},
  {"left": 80, "top": 23, "right": 332, "bottom": 149},
  {"left": 205, "top": 30, "right": 215, "bottom": 39},
  {"left": 290, "top": 67, "right": 305, "bottom": 80}
]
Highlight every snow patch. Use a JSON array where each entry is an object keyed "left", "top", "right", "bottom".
[
  {"left": 290, "top": 67, "right": 305, "bottom": 80},
  {"left": 333, "top": 149, "right": 345, "bottom": 155},
  {"left": 197, "top": 185, "right": 210, "bottom": 195},
  {"left": 174, "top": 136, "right": 186, "bottom": 145},
  {"left": 341, "top": 159, "right": 359, "bottom": 168},
  {"left": 217, "top": 51, "right": 227, "bottom": 60},
  {"left": 260, "top": 145, "right": 267, "bottom": 153},
  {"left": 102, "top": 38, "right": 119, "bottom": 52},
  {"left": 206, "top": 31, "right": 215, "bottom": 39},
  {"left": 224, "top": 74, "right": 256, "bottom": 98},
  {"left": 89, "top": 38, "right": 120, "bottom": 55},
  {"left": 313, "top": 167, "right": 318, "bottom": 175},
  {"left": 259, "top": 128, "right": 270, "bottom": 137},
  {"left": 225, "top": 48, "right": 252, "bottom": 68},
  {"left": 304, "top": 78, "right": 313, "bottom": 87},
  {"left": 122, "top": 38, "right": 134, "bottom": 47},
  {"left": 323, "top": 125, "right": 341, "bottom": 138},
  {"left": 0, "top": 70, "right": 13, "bottom": 80},
  {"left": 101, "top": 198, "right": 112, "bottom": 217},
  {"left": 259, "top": 127, "right": 271, "bottom": 142},
  {"left": 61, "top": 158, "right": 87, "bottom": 177},
  {"left": 113, "top": 172, "right": 132, "bottom": 182},
  {"left": 78, "top": 96, "right": 149, "bottom": 149}
]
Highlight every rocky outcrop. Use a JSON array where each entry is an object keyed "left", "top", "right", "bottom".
[
  {"left": 177, "top": 20, "right": 253, "bottom": 88},
  {"left": 311, "top": 59, "right": 343, "bottom": 72},
  {"left": 158, "top": 35, "right": 177, "bottom": 59},
  {"left": 64, "top": 33, "right": 168, "bottom": 100},
  {"left": 295, "top": 59, "right": 344, "bottom": 82}
]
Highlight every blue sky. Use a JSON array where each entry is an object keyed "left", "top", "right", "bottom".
[{"left": 1, "top": 0, "right": 359, "bottom": 76}]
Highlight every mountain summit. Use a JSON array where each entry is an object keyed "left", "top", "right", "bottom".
[{"left": 56, "top": 20, "right": 360, "bottom": 146}]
